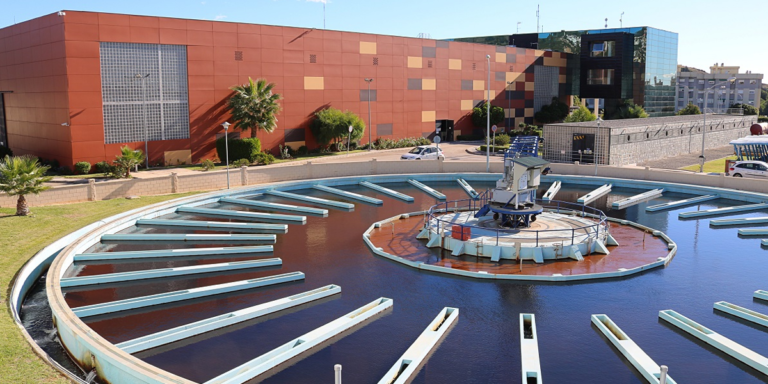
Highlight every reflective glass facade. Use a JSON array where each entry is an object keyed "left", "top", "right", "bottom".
[{"left": 454, "top": 26, "right": 679, "bottom": 117}]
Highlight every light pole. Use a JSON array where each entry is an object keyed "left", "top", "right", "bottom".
[
  {"left": 506, "top": 81, "right": 513, "bottom": 132},
  {"left": 486, "top": 54, "right": 491, "bottom": 173},
  {"left": 134, "top": 73, "right": 150, "bottom": 169},
  {"left": 347, "top": 125, "right": 352, "bottom": 157},
  {"left": 699, "top": 77, "right": 736, "bottom": 172},
  {"left": 364, "top": 78, "right": 374, "bottom": 150},
  {"left": 594, "top": 117, "right": 602, "bottom": 176},
  {"left": 222, "top": 122, "right": 231, "bottom": 189}
]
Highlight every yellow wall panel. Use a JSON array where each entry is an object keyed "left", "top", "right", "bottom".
[
  {"left": 164, "top": 150, "right": 192, "bottom": 166},
  {"left": 304, "top": 76, "right": 324, "bottom": 90},
  {"left": 525, "top": 82, "right": 535, "bottom": 91},
  {"left": 422, "top": 110, "right": 436, "bottom": 122},
  {"left": 495, "top": 52, "right": 506, "bottom": 63},
  {"left": 473, "top": 80, "right": 484, "bottom": 91},
  {"left": 559, "top": 74, "right": 567, "bottom": 83},
  {"left": 407, "top": 56, "right": 422, "bottom": 68},
  {"left": 505, "top": 109, "right": 515, "bottom": 118},
  {"left": 524, "top": 108, "right": 534, "bottom": 117},
  {"left": 506, "top": 72, "right": 523, "bottom": 82},
  {"left": 460, "top": 100, "right": 474, "bottom": 110},
  {"left": 359, "top": 41, "right": 377, "bottom": 55},
  {"left": 448, "top": 59, "right": 462, "bottom": 70},
  {"left": 543, "top": 57, "right": 558, "bottom": 66},
  {"left": 285, "top": 141, "right": 306, "bottom": 149},
  {"left": 422, "top": 78, "right": 436, "bottom": 90}
]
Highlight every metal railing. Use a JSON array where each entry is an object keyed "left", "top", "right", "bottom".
[{"left": 424, "top": 192, "right": 609, "bottom": 248}]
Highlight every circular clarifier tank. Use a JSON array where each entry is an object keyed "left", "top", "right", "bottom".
[{"left": 16, "top": 174, "right": 768, "bottom": 384}]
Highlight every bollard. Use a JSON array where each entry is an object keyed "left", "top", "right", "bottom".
[
  {"left": 334, "top": 364, "right": 342, "bottom": 384},
  {"left": 87, "top": 179, "right": 97, "bottom": 201},
  {"left": 659, "top": 365, "right": 668, "bottom": 384},
  {"left": 171, "top": 172, "right": 179, "bottom": 193},
  {"left": 240, "top": 165, "right": 248, "bottom": 186}
]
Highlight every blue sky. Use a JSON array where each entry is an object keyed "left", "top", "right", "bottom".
[{"left": 2, "top": 0, "right": 766, "bottom": 80}]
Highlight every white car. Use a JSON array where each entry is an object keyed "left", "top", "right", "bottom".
[
  {"left": 729, "top": 160, "right": 768, "bottom": 178},
  {"left": 400, "top": 145, "right": 445, "bottom": 160}
]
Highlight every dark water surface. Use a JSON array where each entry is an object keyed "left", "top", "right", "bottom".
[{"left": 51, "top": 181, "right": 768, "bottom": 383}]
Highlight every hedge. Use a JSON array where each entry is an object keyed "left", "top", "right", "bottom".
[{"left": 216, "top": 136, "right": 262, "bottom": 163}]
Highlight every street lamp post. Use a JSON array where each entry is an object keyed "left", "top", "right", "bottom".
[
  {"left": 347, "top": 125, "right": 352, "bottom": 157},
  {"left": 506, "top": 81, "right": 512, "bottom": 133},
  {"left": 486, "top": 54, "right": 491, "bottom": 173},
  {"left": 699, "top": 77, "right": 736, "bottom": 172},
  {"left": 364, "top": 78, "right": 374, "bottom": 150},
  {"left": 222, "top": 122, "right": 231, "bottom": 189},
  {"left": 134, "top": 73, "right": 150, "bottom": 169},
  {"left": 594, "top": 117, "right": 603, "bottom": 176}
]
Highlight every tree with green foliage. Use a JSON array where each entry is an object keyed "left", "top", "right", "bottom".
[
  {"left": 113, "top": 146, "right": 145, "bottom": 178},
  {"left": 216, "top": 136, "right": 262, "bottom": 164},
  {"left": 227, "top": 77, "right": 282, "bottom": 138},
  {"left": 730, "top": 103, "right": 758, "bottom": 116},
  {"left": 534, "top": 97, "right": 570, "bottom": 124},
  {"left": 607, "top": 99, "right": 648, "bottom": 119},
  {"left": 677, "top": 102, "right": 701, "bottom": 115},
  {"left": 564, "top": 105, "right": 597, "bottom": 123},
  {"left": 471, "top": 102, "right": 505, "bottom": 128},
  {"left": 0, "top": 155, "right": 52, "bottom": 216},
  {"left": 310, "top": 107, "right": 366, "bottom": 147}
]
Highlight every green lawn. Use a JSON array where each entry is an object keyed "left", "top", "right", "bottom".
[
  {"left": 680, "top": 155, "right": 736, "bottom": 173},
  {"left": 0, "top": 192, "right": 200, "bottom": 383}
]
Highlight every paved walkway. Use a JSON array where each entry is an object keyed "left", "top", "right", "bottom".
[
  {"left": 46, "top": 142, "right": 488, "bottom": 187},
  {"left": 637, "top": 145, "right": 735, "bottom": 170}
]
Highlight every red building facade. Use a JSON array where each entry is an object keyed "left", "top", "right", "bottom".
[{"left": 0, "top": 11, "right": 572, "bottom": 166}]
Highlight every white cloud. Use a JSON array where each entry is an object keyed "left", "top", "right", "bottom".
[
  {"left": 214, "top": 14, "right": 227, "bottom": 20},
  {"left": 200, "top": 1, "right": 206, "bottom": 4},
  {"left": 306, "top": 0, "right": 328, "bottom": 3}
]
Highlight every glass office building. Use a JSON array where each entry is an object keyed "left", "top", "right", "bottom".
[{"left": 453, "top": 27, "right": 679, "bottom": 117}]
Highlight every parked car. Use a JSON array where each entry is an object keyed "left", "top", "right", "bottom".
[
  {"left": 729, "top": 160, "right": 768, "bottom": 177},
  {"left": 400, "top": 145, "right": 445, "bottom": 160}
]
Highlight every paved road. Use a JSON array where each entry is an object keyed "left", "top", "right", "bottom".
[{"left": 637, "top": 145, "right": 735, "bottom": 170}]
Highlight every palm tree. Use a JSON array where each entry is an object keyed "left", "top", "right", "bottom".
[
  {"left": 0, "top": 155, "right": 52, "bottom": 216},
  {"left": 114, "top": 146, "right": 145, "bottom": 178},
  {"left": 227, "top": 77, "right": 282, "bottom": 138}
]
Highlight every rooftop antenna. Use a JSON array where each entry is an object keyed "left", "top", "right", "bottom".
[
  {"left": 620, "top": 12, "right": 624, "bottom": 28},
  {"left": 604, "top": 18, "right": 608, "bottom": 28},
  {"left": 536, "top": 5, "right": 540, "bottom": 34},
  {"left": 323, "top": 1, "right": 326, "bottom": 29}
]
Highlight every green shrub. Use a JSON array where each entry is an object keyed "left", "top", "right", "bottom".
[
  {"left": 471, "top": 101, "right": 505, "bottom": 128},
  {"left": 564, "top": 105, "right": 597, "bottom": 122},
  {"left": 759, "top": 116, "right": 768, "bottom": 123},
  {"left": 534, "top": 97, "right": 570, "bottom": 123},
  {"left": 335, "top": 142, "right": 346, "bottom": 152},
  {"left": 310, "top": 107, "right": 365, "bottom": 147},
  {"left": 201, "top": 159, "right": 216, "bottom": 171},
  {"left": 730, "top": 103, "right": 759, "bottom": 116},
  {"left": 297, "top": 145, "right": 309, "bottom": 156},
  {"left": 232, "top": 158, "right": 250, "bottom": 168},
  {"left": 94, "top": 161, "right": 113, "bottom": 174},
  {"left": 254, "top": 152, "right": 275, "bottom": 165},
  {"left": 677, "top": 103, "right": 701, "bottom": 115},
  {"left": 0, "top": 146, "right": 12, "bottom": 158},
  {"left": 492, "top": 133, "right": 511, "bottom": 146},
  {"left": 216, "top": 136, "right": 262, "bottom": 164},
  {"left": 57, "top": 165, "right": 73, "bottom": 175},
  {"left": 74, "top": 161, "right": 91, "bottom": 175},
  {"left": 278, "top": 144, "right": 293, "bottom": 159}
]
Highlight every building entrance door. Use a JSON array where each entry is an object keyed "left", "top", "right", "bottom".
[{"left": 572, "top": 133, "right": 595, "bottom": 163}]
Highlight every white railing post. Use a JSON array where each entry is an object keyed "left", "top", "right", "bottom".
[
  {"left": 659, "top": 365, "right": 668, "bottom": 384},
  {"left": 334, "top": 364, "right": 342, "bottom": 384}
]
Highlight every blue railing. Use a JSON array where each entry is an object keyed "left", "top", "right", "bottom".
[{"left": 425, "top": 197, "right": 609, "bottom": 248}]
